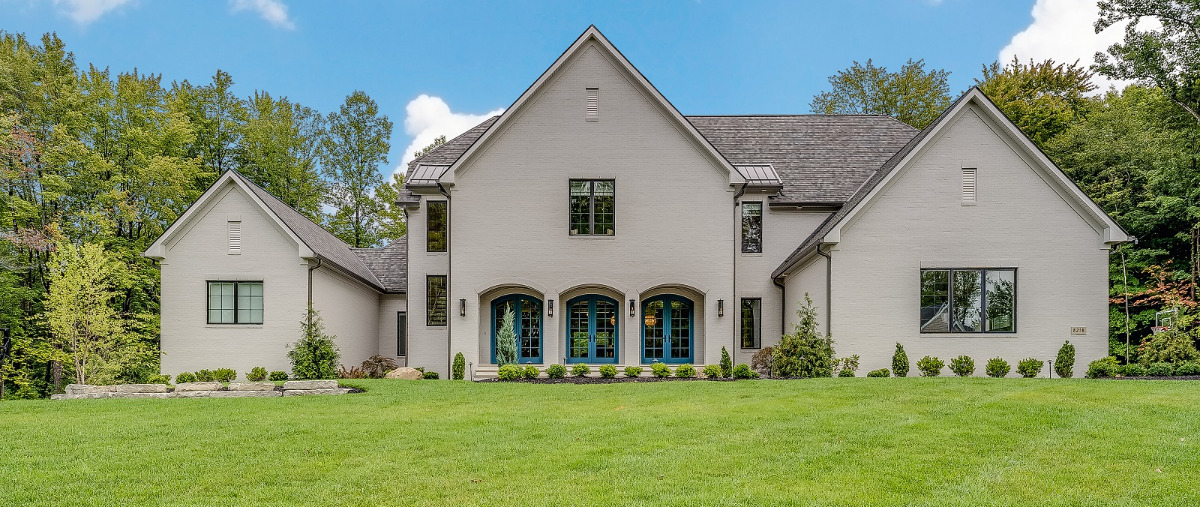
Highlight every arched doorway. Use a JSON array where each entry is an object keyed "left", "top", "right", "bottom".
[
  {"left": 642, "top": 295, "right": 693, "bottom": 363},
  {"left": 490, "top": 294, "right": 543, "bottom": 363},
  {"left": 565, "top": 295, "right": 619, "bottom": 363}
]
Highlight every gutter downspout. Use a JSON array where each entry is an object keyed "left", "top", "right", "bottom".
[
  {"left": 437, "top": 183, "right": 453, "bottom": 377},
  {"left": 307, "top": 257, "right": 323, "bottom": 327},
  {"left": 816, "top": 245, "right": 832, "bottom": 337},
  {"left": 732, "top": 183, "right": 747, "bottom": 365},
  {"left": 773, "top": 276, "right": 786, "bottom": 336}
]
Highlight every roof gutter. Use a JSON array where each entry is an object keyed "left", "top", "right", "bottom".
[
  {"left": 307, "top": 257, "right": 323, "bottom": 327},
  {"left": 816, "top": 245, "right": 832, "bottom": 337}
]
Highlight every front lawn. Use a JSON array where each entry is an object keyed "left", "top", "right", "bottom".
[{"left": 1, "top": 378, "right": 1196, "bottom": 505}]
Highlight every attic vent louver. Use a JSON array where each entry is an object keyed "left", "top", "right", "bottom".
[
  {"left": 962, "top": 168, "right": 977, "bottom": 204},
  {"left": 586, "top": 88, "right": 598, "bottom": 122},
  {"left": 228, "top": 221, "right": 242, "bottom": 254}
]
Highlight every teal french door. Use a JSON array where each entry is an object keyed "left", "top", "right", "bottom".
[
  {"left": 490, "top": 295, "right": 543, "bottom": 363},
  {"left": 642, "top": 295, "right": 693, "bottom": 364},
  {"left": 566, "top": 295, "right": 619, "bottom": 363}
]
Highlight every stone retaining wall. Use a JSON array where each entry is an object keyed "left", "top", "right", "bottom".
[{"left": 51, "top": 380, "right": 351, "bottom": 400}]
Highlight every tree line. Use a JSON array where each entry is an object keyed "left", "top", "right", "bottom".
[{"left": 0, "top": 32, "right": 405, "bottom": 397}]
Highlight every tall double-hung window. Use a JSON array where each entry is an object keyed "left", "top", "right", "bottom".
[
  {"left": 427, "top": 201, "right": 447, "bottom": 252},
  {"left": 920, "top": 269, "right": 1015, "bottom": 333},
  {"left": 569, "top": 180, "right": 615, "bottom": 236},
  {"left": 742, "top": 202, "right": 762, "bottom": 253},
  {"left": 207, "top": 281, "right": 263, "bottom": 324}
]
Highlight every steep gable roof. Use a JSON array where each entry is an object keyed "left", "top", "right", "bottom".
[
  {"left": 146, "top": 171, "right": 399, "bottom": 293},
  {"left": 771, "top": 87, "right": 1131, "bottom": 279},
  {"left": 351, "top": 240, "right": 407, "bottom": 293},
  {"left": 437, "top": 26, "right": 743, "bottom": 184}
]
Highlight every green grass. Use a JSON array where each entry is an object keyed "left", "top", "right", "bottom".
[{"left": 2, "top": 378, "right": 1197, "bottom": 506}]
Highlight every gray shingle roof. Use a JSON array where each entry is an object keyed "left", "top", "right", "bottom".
[
  {"left": 352, "top": 240, "right": 407, "bottom": 293},
  {"left": 688, "top": 115, "right": 917, "bottom": 203},
  {"left": 769, "top": 91, "right": 970, "bottom": 279},
  {"left": 401, "top": 114, "right": 917, "bottom": 206},
  {"left": 234, "top": 171, "right": 391, "bottom": 292}
]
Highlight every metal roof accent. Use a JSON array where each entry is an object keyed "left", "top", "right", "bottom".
[
  {"left": 735, "top": 164, "right": 783, "bottom": 189},
  {"left": 407, "top": 164, "right": 451, "bottom": 187}
]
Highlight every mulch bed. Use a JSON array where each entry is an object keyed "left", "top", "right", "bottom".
[
  {"left": 1109, "top": 376, "right": 1200, "bottom": 380},
  {"left": 479, "top": 376, "right": 738, "bottom": 384}
]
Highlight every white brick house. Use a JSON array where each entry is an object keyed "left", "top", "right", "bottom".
[{"left": 146, "top": 26, "right": 1128, "bottom": 379}]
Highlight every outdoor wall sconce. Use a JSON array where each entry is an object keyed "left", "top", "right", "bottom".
[
  {"left": 629, "top": 299, "right": 636, "bottom": 317},
  {"left": 718, "top": 299, "right": 724, "bottom": 317},
  {"left": 459, "top": 298, "right": 466, "bottom": 317},
  {"left": 548, "top": 299, "right": 554, "bottom": 317}
]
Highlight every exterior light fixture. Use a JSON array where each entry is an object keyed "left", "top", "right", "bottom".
[
  {"left": 548, "top": 299, "right": 554, "bottom": 317},
  {"left": 629, "top": 299, "right": 635, "bottom": 317},
  {"left": 718, "top": 299, "right": 724, "bottom": 317},
  {"left": 459, "top": 298, "right": 466, "bottom": 317}
]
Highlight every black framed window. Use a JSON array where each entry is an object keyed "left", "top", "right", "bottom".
[
  {"left": 742, "top": 202, "right": 762, "bottom": 253},
  {"left": 740, "top": 298, "right": 761, "bottom": 348},
  {"left": 397, "top": 312, "right": 407, "bottom": 356},
  {"left": 207, "top": 281, "right": 263, "bottom": 324},
  {"left": 427, "top": 201, "right": 447, "bottom": 252},
  {"left": 569, "top": 180, "right": 615, "bottom": 236},
  {"left": 920, "top": 268, "right": 1015, "bottom": 333},
  {"left": 426, "top": 275, "right": 447, "bottom": 326}
]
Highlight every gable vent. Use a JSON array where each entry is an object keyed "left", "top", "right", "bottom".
[
  {"left": 228, "top": 221, "right": 242, "bottom": 254},
  {"left": 585, "top": 88, "right": 599, "bottom": 122},
  {"left": 962, "top": 168, "right": 977, "bottom": 204}
]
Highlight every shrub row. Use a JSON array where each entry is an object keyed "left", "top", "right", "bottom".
[
  {"left": 887, "top": 341, "right": 1079, "bottom": 378},
  {"left": 1086, "top": 357, "right": 1200, "bottom": 378},
  {"left": 493, "top": 361, "right": 762, "bottom": 381},
  {"left": 175, "top": 368, "right": 237, "bottom": 383}
]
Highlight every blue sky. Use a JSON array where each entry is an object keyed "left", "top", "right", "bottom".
[{"left": 1, "top": 0, "right": 1123, "bottom": 176}]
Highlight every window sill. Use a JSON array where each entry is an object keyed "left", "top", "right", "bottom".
[
  {"left": 568, "top": 235, "right": 616, "bottom": 240},
  {"left": 920, "top": 333, "right": 1017, "bottom": 338},
  {"left": 426, "top": 251, "right": 448, "bottom": 256},
  {"left": 205, "top": 324, "right": 263, "bottom": 329},
  {"left": 740, "top": 252, "right": 764, "bottom": 258}
]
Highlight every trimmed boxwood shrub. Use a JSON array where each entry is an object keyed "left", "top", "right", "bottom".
[
  {"left": 985, "top": 358, "right": 1010, "bottom": 378},
  {"left": 522, "top": 365, "right": 540, "bottom": 379},
  {"left": 423, "top": 371, "right": 439, "bottom": 380},
  {"left": 246, "top": 367, "right": 268, "bottom": 382},
  {"left": 674, "top": 363, "right": 696, "bottom": 378},
  {"left": 452, "top": 352, "right": 466, "bottom": 380},
  {"left": 175, "top": 371, "right": 197, "bottom": 384},
  {"left": 892, "top": 343, "right": 909, "bottom": 377},
  {"left": 866, "top": 368, "right": 889, "bottom": 378},
  {"left": 546, "top": 364, "right": 567, "bottom": 379},
  {"left": 1175, "top": 361, "right": 1200, "bottom": 376},
  {"left": 732, "top": 363, "right": 758, "bottom": 379},
  {"left": 1147, "top": 362, "right": 1175, "bottom": 377},
  {"left": 917, "top": 356, "right": 944, "bottom": 377},
  {"left": 571, "top": 363, "right": 591, "bottom": 377},
  {"left": 650, "top": 363, "right": 671, "bottom": 378},
  {"left": 195, "top": 369, "right": 215, "bottom": 382},
  {"left": 837, "top": 368, "right": 855, "bottom": 377},
  {"left": 623, "top": 366, "right": 643, "bottom": 378},
  {"left": 702, "top": 364, "right": 723, "bottom": 378},
  {"left": 1085, "top": 356, "right": 1119, "bottom": 379},
  {"left": 720, "top": 347, "right": 733, "bottom": 378},
  {"left": 268, "top": 370, "right": 289, "bottom": 381},
  {"left": 497, "top": 364, "right": 521, "bottom": 381},
  {"left": 1017, "top": 358, "right": 1043, "bottom": 378},
  {"left": 213, "top": 368, "right": 237, "bottom": 383},
  {"left": 949, "top": 355, "right": 975, "bottom": 377},
  {"left": 1055, "top": 341, "right": 1075, "bottom": 378},
  {"left": 598, "top": 364, "right": 618, "bottom": 378},
  {"left": 1118, "top": 363, "right": 1146, "bottom": 377}
]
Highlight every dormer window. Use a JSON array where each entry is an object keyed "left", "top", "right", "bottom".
[{"left": 569, "top": 179, "right": 615, "bottom": 236}]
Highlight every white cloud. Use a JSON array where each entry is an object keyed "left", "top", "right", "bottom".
[
  {"left": 999, "top": 0, "right": 1154, "bottom": 93},
  {"left": 52, "top": 0, "right": 132, "bottom": 25},
  {"left": 230, "top": 0, "right": 295, "bottom": 30},
  {"left": 396, "top": 94, "right": 504, "bottom": 175}
]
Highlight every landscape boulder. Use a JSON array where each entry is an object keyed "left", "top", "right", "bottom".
[
  {"left": 385, "top": 367, "right": 423, "bottom": 380},
  {"left": 227, "top": 382, "right": 276, "bottom": 392},
  {"left": 175, "top": 382, "right": 223, "bottom": 392},
  {"left": 282, "top": 380, "right": 338, "bottom": 390},
  {"left": 283, "top": 388, "right": 352, "bottom": 396}
]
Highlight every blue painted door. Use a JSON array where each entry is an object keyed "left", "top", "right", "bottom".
[
  {"left": 491, "top": 295, "right": 542, "bottom": 363},
  {"left": 566, "top": 295, "right": 619, "bottom": 363},
  {"left": 642, "top": 295, "right": 693, "bottom": 364}
]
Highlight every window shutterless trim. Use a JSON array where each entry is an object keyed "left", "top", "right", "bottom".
[
  {"left": 741, "top": 201, "right": 762, "bottom": 253},
  {"left": 426, "top": 201, "right": 448, "bottom": 252},
  {"left": 740, "top": 297, "right": 762, "bottom": 348},
  {"left": 569, "top": 179, "right": 615, "bottom": 236},
  {"left": 919, "top": 268, "right": 1016, "bottom": 334},
  {"left": 397, "top": 311, "right": 407, "bottom": 356},
  {"left": 426, "top": 275, "right": 448, "bottom": 326},
  {"left": 206, "top": 280, "right": 263, "bottom": 325}
]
